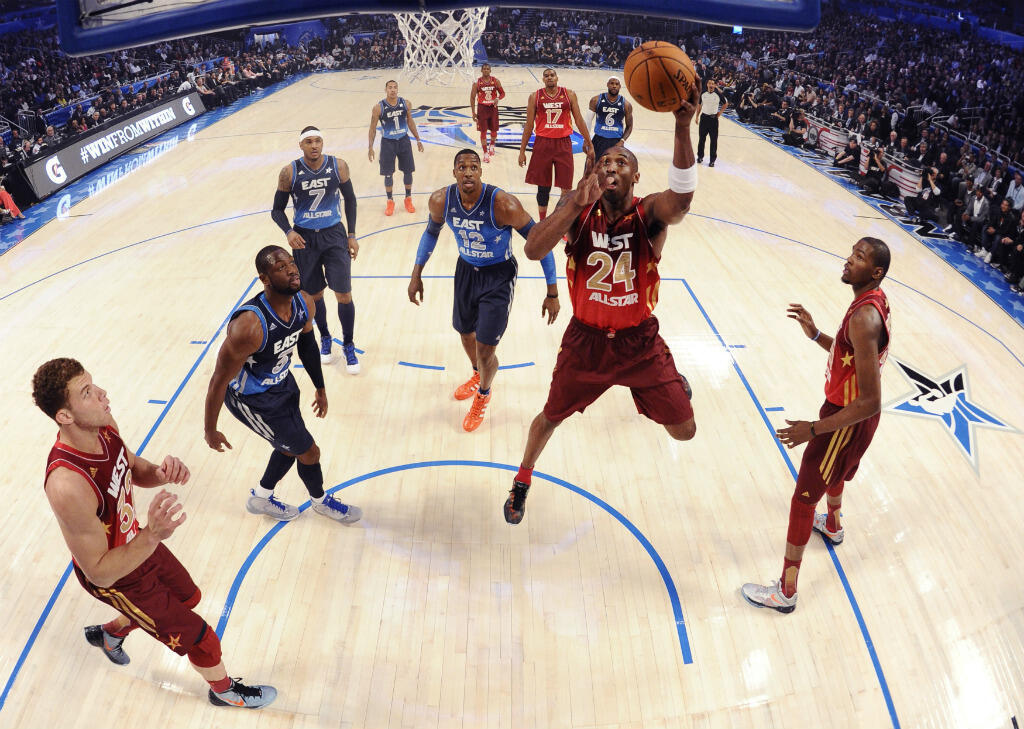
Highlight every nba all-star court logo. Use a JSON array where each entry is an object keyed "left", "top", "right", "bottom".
[
  {"left": 884, "top": 357, "right": 1018, "bottom": 469},
  {"left": 411, "top": 105, "right": 586, "bottom": 153}
]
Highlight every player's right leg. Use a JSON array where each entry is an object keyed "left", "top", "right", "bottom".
[
  {"left": 381, "top": 138, "right": 397, "bottom": 215},
  {"left": 505, "top": 411, "right": 561, "bottom": 524},
  {"left": 84, "top": 616, "right": 134, "bottom": 665},
  {"left": 295, "top": 442, "right": 363, "bottom": 524},
  {"left": 455, "top": 332, "right": 481, "bottom": 400}
]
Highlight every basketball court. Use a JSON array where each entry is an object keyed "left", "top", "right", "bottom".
[{"left": 1, "top": 65, "right": 1022, "bottom": 729}]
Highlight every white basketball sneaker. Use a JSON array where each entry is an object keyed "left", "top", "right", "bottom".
[
  {"left": 741, "top": 580, "right": 797, "bottom": 613},
  {"left": 812, "top": 512, "right": 844, "bottom": 544},
  {"left": 246, "top": 490, "right": 299, "bottom": 521}
]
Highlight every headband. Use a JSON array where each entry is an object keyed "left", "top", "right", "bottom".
[{"left": 299, "top": 128, "right": 322, "bottom": 143}]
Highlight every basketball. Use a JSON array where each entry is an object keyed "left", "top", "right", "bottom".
[{"left": 623, "top": 41, "right": 698, "bottom": 112}]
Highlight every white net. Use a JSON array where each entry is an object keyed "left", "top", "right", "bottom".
[{"left": 393, "top": 7, "right": 489, "bottom": 84}]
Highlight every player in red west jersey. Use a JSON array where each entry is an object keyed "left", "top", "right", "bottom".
[
  {"left": 33, "top": 358, "right": 276, "bottom": 708},
  {"left": 742, "top": 237, "right": 892, "bottom": 613},
  {"left": 503, "top": 76, "right": 703, "bottom": 525},
  {"left": 518, "top": 68, "right": 594, "bottom": 221},
  {"left": 470, "top": 63, "right": 505, "bottom": 163}
]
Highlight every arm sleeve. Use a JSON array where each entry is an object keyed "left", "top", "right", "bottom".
[
  {"left": 415, "top": 217, "right": 444, "bottom": 267},
  {"left": 539, "top": 251, "right": 557, "bottom": 285},
  {"left": 341, "top": 179, "right": 356, "bottom": 237},
  {"left": 271, "top": 190, "right": 292, "bottom": 234},
  {"left": 296, "top": 330, "right": 325, "bottom": 389}
]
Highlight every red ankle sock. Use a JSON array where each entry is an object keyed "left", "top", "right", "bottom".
[
  {"left": 209, "top": 676, "right": 233, "bottom": 693},
  {"left": 780, "top": 558, "right": 801, "bottom": 598},
  {"left": 103, "top": 620, "right": 137, "bottom": 638},
  {"left": 539, "top": 209, "right": 546, "bottom": 220},
  {"left": 515, "top": 466, "right": 533, "bottom": 485},
  {"left": 825, "top": 502, "right": 842, "bottom": 533}
]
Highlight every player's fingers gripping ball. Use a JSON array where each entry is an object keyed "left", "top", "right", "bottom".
[{"left": 624, "top": 41, "right": 697, "bottom": 112}]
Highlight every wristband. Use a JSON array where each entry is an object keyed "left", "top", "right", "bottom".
[
  {"left": 811, "top": 329, "right": 821, "bottom": 341},
  {"left": 668, "top": 163, "right": 698, "bottom": 193},
  {"left": 546, "top": 293, "right": 559, "bottom": 298},
  {"left": 810, "top": 421, "right": 817, "bottom": 437}
]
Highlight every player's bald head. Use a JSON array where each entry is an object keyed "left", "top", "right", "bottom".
[
  {"left": 600, "top": 145, "right": 638, "bottom": 172},
  {"left": 255, "top": 245, "right": 288, "bottom": 274}
]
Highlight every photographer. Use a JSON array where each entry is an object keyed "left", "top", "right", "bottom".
[
  {"left": 784, "top": 108, "right": 808, "bottom": 147},
  {"left": 904, "top": 166, "right": 943, "bottom": 224},
  {"left": 859, "top": 141, "right": 887, "bottom": 194}
]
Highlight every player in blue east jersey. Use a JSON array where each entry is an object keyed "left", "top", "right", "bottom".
[
  {"left": 368, "top": 80, "right": 424, "bottom": 216},
  {"left": 588, "top": 76, "right": 634, "bottom": 164},
  {"left": 204, "top": 245, "right": 362, "bottom": 524},
  {"left": 272, "top": 126, "right": 360, "bottom": 374},
  {"left": 407, "top": 148, "right": 561, "bottom": 432}
]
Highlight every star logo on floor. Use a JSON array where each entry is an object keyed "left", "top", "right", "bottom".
[{"left": 884, "top": 357, "right": 1018, "bottom": 469}]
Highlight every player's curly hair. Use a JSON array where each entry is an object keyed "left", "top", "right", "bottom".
[{"left": 32, "top": 357, "right": 84, "bottom": 419}]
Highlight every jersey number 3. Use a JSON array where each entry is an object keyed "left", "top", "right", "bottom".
[{"left": 586, "top": 251, "right": 635, "bottom": 292}]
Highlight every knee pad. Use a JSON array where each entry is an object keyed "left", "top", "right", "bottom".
[
  {"left": 384, "top": 174, "right": 394, "bottom": 187},
  {"left": 186, "top": 623, "right": 223, "bottom": 668},
  {"left": 182, "top": 589, "right": 202, "bottom": 610},
  {"left": 403, "top": 171, "right": 413, "bottom": 186},
  {"left": 536, "top": 186, "right": 551, "bottom": 207}
]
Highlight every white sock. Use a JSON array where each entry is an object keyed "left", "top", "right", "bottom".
[
  {"left": 311, "top": 494, "right": 325, "bottom": 504},
  {"left": 254, "top": 486, "right": 274, "bottom": 499}
]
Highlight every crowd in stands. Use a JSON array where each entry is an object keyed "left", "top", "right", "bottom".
[{"left": 703, "top": 5, "right": 1024, "bottom": 290}]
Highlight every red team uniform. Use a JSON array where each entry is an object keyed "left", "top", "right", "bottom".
[
  {"left": 526, "top": 86, "right": 575, "bottom": 189},
  {"left": 45, "top": 426, "right": 207, "bottom": 657},
  {"left": 543, "top": 198, "right": 693, "bottom": 424},
  {"left": 798, "top": 288, "right": 891, "bottom": 494},
  {"left": 475, "top": 75, "right": 501, "bottom": 133}
]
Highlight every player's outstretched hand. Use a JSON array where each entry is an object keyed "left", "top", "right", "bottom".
[
  {"left": 155, "top": 456, "right": 190, "bottom": 485},
  {"left": 286, "top": 229, "right": 306, "bottom": 250},
  {"left": 204, "top": 430, "right": 232, "bottom": 452},
  {"left": 312, "top": 388, "right": 328, "bottom": 418},
  {"left": 673, "top": 75, "right": 702, "bottom": 126},
  {"left": 147, "top": 490, "right": 186, "bottom": 541},
  {"left": 776, "top": 419, "right": 814, "bottom": 448},
  {"left": 786, "top": 303, "right": 818, "bottom": 339},
  {"left": 541, "top": 295, "right": 560, "bottom": 324}
]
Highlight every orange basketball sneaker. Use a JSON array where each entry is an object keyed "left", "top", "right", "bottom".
[
  {"left": 454, "top": 371, "right": 480, "bottom": 400},
  {"left": 404, "top": 196, "right": 416, "bottom": 213},
  {"left": 385, "top": 199, "right": 395, "bottom": 216},
  {"left": 462, "top": 391, "right": 490, "bottom": 432}
]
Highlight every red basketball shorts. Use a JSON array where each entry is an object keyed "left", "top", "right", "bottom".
[
  {"left": 543, "top": 315, "right": 693, "bottom": 425},
  {"left": 795, "top": 400, "right": 880, "bottom": 501},
  {"left": 76, "top": 542, "right": 205, "bottom": 656},
  {"left": 476, "top": 103, "right": 499, "bottom": 134},
  {"left": 526, "top": 135, "right": 573, "bottom": 189}
]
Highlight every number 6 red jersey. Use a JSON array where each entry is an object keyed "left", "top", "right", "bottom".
[{"left": 564, "top": 197, "right": 661, "bottom": 331}]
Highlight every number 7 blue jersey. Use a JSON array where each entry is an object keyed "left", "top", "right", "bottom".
[
  {"left": 444, "top": 183, "right": 513, "bottom": 267},
  {"left": 290, "top": 155, "right": 343, "bottom": 230}
]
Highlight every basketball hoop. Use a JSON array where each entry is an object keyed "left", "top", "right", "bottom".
[{"left": 393, "top": 7, "right": 488, "bottom": 85}]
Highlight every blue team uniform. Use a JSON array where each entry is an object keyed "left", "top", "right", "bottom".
[
  {"left": 377, "top": 97, "right": 415, "bottom": 175},
  {"left": 592, "top": 93, "right": 628, "bottom": 161},
  {"left": 445, "top": 182, "right": 520, "bottom": 346},
  {"left": 288, "top": 155, "right": 351, "bottom": 294},
  {"left": 223, "top": 292, "right": 315, "bottom": 455}
]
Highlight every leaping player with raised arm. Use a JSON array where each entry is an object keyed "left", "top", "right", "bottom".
[{"left": 504, "top": 79, "right": 702, "bottom": 525}]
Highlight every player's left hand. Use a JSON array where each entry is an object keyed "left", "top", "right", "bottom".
[
  {"left": 155, "top": 455, "right": 191, "bottom": 485},
  {"left": 776, "top": 419, "right": 814, "bottom": 448},
  {"left": 416, "top": 140, "right": 424, "bottom": 153},
  {"left": 312, "top": 388, "right": 328, "bottom": 418},
  {"left": 541, "top": 295, "right": 560, "bottom": 324},
  {"left": 348, "top": 236, "right": 359, "bottom": 260}
]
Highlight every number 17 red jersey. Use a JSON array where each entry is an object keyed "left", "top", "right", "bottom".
[{"left": 564, "top": 197, "right": 660, "bottom": 331}]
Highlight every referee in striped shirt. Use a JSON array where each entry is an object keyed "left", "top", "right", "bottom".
[{"left": 696, "top": 78, "right": 727, "bottom": 167}]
